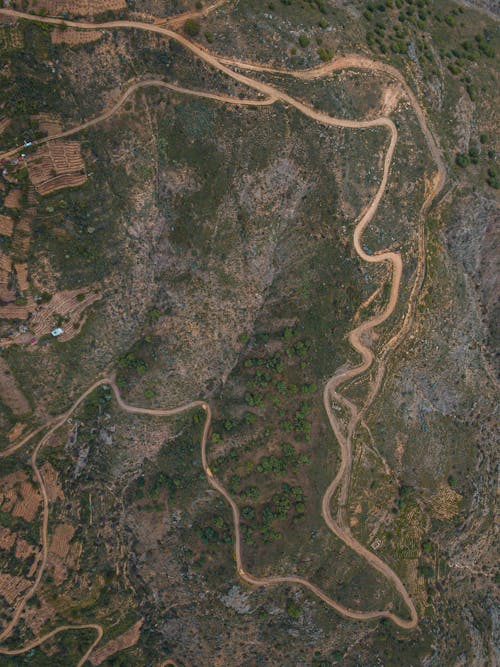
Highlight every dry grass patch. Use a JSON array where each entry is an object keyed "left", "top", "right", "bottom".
[
  {"left": 0, "top": 357, "right": 31, "bottom": 416},
  {"left": 89, "top": 619, "right": 143, "bottom": 666}
]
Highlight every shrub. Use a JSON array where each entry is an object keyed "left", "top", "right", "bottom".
[
  {"left": 287, "top": 601, "right": 302, "bottom": 618},
  {"left": 317, "top": 47, "right": 333, "bottom": 61},
  {"left": 455, "top": 153, "right": 469, "bottom": 168},
  {"left": 299, "top": 34, "right": 310, "bottom": 48},
  {"left": 468, "top": 145, "right": 480, "bottom": 164},
  {"left": 184, "top": 19, "right": 201, "bottom": 37}
]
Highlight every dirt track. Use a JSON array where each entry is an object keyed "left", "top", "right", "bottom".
[{"left": 0, "top": 4, "right": 447, "bottom": 661}]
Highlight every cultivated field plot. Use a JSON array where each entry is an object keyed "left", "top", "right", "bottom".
[
  {"left": 0, "top": 214, "right": 13, "bottom": 237},
  {"left": 0, "top": 117, "right": 11, "bottom": 135},
  {"left": 19, "top": 0, "right": 126, "bottom": 16},
  {"left": 33, "top": 113, "right": 63, "bottom": 137},
  {"left": 27, "top": 140, "right": 87, "bottom": 196},
  {"left": 0, "top": 471, "right": 41, "bottom": 522},
  {"left": 0, "top": 573, "right": 30, "bottom": 606},
  {"left": 0, "top": 27, "right": 22, "bottom": 51},
  {"left": 3, "top": 188, "right": 21, "bottom": 209},
  {"left": 30, "top": 287, "right": 101, "bottom": 341},
  {"left": 51, "top": 27, "right": 103, "bottom": 45},
  {"left": 0, "top": 252, "right": 14, "bottom": 302}
]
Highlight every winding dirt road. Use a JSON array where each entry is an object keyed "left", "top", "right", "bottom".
[{"left": 0, "top": 4, "right": 447, "bottom": 662}]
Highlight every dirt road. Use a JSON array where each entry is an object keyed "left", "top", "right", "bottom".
[{"left": 0, "top": 4, "right": 448, "bottom": 660}]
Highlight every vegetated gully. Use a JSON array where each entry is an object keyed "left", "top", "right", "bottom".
[{"left": 0, "top": 5, "right": 446, "bottom": 662}]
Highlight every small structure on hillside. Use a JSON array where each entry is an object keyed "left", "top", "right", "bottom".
[{"left": 51, "top": 328, "right": 63, "bottom": 337}]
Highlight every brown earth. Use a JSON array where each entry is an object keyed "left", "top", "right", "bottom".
[
  {"left": 0, "top": 526, "right": 16, "bottom": 551},
  {"left": 0, "top": 252, "right": 14, "bottom": 302},
  {"left": 7, "top": 423, "right": 26, "bottom": 443},
  {"left": 39, "top": 462, "right": 64, "bottom": 503},
  {"left": 48, "top": 523, "right": 75, "bottom": 584},
  {"left": 14, "top": 263, "right": 29, "bottom": 292},
  {"left": 3, "top": 189, "right": 21, "bottom": 209},
  {"left": 0, "top": 215, "right": 13, "bottom": 237},
  {"left": 89, "top": 619, "right": 143, "bottom": 666},
  {"left": 0, "top": 300, "right": 36, "bottom": 320}
]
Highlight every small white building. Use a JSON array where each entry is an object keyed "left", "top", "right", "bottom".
[{"left": 51, "top": 328, "right": 63, "bottom": 337}]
